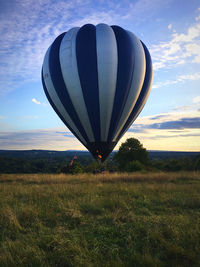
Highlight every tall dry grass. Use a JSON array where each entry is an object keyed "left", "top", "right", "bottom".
[
  {"left": 0, "top": 171, "right": 199, "bottom": 266},
  {"left": 0, "top": 171, "right": 199, "bottom": 184}
]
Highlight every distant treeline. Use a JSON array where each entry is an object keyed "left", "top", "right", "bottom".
[{"left": 0, "top": 150, "right": 199, "bottom": 174}]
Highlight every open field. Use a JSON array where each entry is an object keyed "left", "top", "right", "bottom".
[{"left": 0, "top": 172, "right": 200, "bottom": 266}]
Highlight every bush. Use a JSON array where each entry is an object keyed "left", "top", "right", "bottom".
[
  {"left": 194, "top": 157, "right": 200, "bottom": 171},
  {"left": 71, "top": 162, "right": 83, "bottom": 174},
  {"left": 126, "top": 160, "right": 145, "bottom": 172}
]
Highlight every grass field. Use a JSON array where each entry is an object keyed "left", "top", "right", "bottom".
[{"left": 0, "top": 172, "right": 200, "bottom": 266}]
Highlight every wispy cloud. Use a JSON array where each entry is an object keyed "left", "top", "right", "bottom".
[
  {"left": 32, "top": 98, "right": 41, "bottom": 105},
  {"left": 148, "top": 117, "right": 200, "bottom": 130},
  {"left": 152, "top": 72, "right": 200, "bottom": 89},
  {"left": 193, "top": 96, "right": 200, "bottom": 103},
  {"left": 31, "top": 98, "right": 48, "bottom": 106},
  {"left": 22, "top": 115, "right": 38, "bottom": 120},
  {"left": 133, "top": 110, "right": 200, "bottom": 127},
  {"left": 0, "top": 0, "right": 173, "bottom": 96},
  {"left": 172, "top": 105, "right": 192, "bottom": 112},
  {"left": 127, "top": 110, "right": 200, "bottom": 138},
  {"left": 0, "top": 0, "right": 198, "bottom": 97},
  {"left": 151, "top": 9, "right": 200, "bottom": 70},
  {"left": 144, "top": 132, "right": 200, "bottom": 140},
  {"left": 130, "top": 117, "right": 200, "bottom": 131},
  {"left": 0, "top": 127, "right": 84, "bottom": 150},
  {"left": 168, "top": 24, "right": 172, "bottom": 29},
  {"left": 196, "top": 15, "right": 200, "bottom": 21},
  {"left": 0, "top": 0, "right": 125, "bottom": 96}
]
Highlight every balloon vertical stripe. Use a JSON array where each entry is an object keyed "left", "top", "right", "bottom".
[
  {"left": 59, "top": 28, "right": 95, "bottom": 142},
  {"left": 42, "top": 70, "right": 87, "bottom": 145},
  {"left": 112, "top": 31, "right": 146, "bottom": 141},
  {"left": 76, "top": 24, "right": 101, "bottom": 142},
  {"left": 107, "top": 26, "right": 135, "bottom": 141},
  {"left": 48, "top": 33, "right": 90, "bottom": 143},
  {"left": 117, "top": 41, "right": 153, "bottom": 142},
  {"left": 96, "top": 24, "right": 118, "bottom": 141}
]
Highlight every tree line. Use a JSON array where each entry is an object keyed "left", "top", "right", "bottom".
[{"left": 0, "top": 138, "right": 199, "bottom": 174}]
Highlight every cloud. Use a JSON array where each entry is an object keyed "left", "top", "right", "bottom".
[
  {"left": 149, "top": 115, "right": 169, "bottom": 120},
  {"left": 122, "top": 128, "right": 200, "bottom": 151},
  {"left": 168, "top": 24, "right": 172, "bottom": 29},
  {"left": 129, "top": 110, "right": 200, "bottom": 131},
  {"left": 22, "top": 115, "right": 38, "bottom": 120},
  {"left": 152, "top": 72, "right": 200, "bottom": 89},
  {"left": 0, "top": 0, "right": 131, "bottom": 96},
  {"left": 0, "top": 0, "right": 174, "bottom": 96},
  {"left": 0, "top": 110, "right": 199, "bottom": 151},
  {"left": 184, "top": 43, "right": 200, "bottom": 63},
  {"left": 146, "top": 132, "right": 200, "bottom": 140},
  {"left": 179, "top": 72, "right": 200, "bottom": 81},
  {"left": 121, "top": 110, "right": 200, "bottom": 151},
  {"left": 32, "top": 98, "right": 41, "bottom": 105},
  {"left": 193, "top": 96, "right": 200, "bottom": 103},
  {"left": 196, "top": 15, "right": 200, "bottom": 21},
  {"left": 172, "top": 105, "right": 191, "bottom": 112},
  {"left": 149, "top": 117, "right": 200, "bottom": 129},
  {"left": 151, "top": 15, "right": 200, "bottom": 70},
  {"left": 0, "top": 127, "right": 84, "bottom": 150},
  {"left": 152, "top": 79, "right": 178, "bottom": 89},
  {"left": 171, "top": 101, "right": 200, "bottom": 113},
  {"left": 0, "top": 0, "right": 198, "bottom": 98},
  {"left": 130, "top": 117, "right": 200, "bottom": 132}
]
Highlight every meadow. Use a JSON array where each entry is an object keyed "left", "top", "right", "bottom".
[{"left": 0, "top": 172, "right": 200, "bottom": 266}]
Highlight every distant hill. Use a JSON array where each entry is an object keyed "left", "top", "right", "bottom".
[
  {"left": 148, "top": 151, "right": 200, "bottom": 160},
  {"left": 0, "top": 150, "right": 91, "bottom": 159},
  {"left": 0, "top": 149, "right": 199, "bottom": 160}
]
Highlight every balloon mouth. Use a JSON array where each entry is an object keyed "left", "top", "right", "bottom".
[{"left": 86, "top": 142, "right": 117, "bottom": 162}]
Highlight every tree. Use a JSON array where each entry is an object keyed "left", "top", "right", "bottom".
[{"left": 114, "top": 138, "right": 149, "bottom": 171}]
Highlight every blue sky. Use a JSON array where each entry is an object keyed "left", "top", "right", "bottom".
[{"left": 0, "top": 0, "right": 200, "bottom": 151}]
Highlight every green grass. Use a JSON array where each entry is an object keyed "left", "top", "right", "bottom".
[{"left": 0, "top": 172, "right": 200, "bottom": 266}]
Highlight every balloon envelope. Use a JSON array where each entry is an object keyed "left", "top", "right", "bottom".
[{"left": 42, "top": 23, "right": 153, "bottom": 161}]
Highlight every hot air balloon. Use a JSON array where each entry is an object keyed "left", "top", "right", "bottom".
[{"left": 42, "top": 23, "right": 153, "bottom": 162}]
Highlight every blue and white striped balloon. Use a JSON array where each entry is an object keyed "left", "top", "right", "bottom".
[{"left": 42, "top": 24, "right": 153, "bottom": 161}]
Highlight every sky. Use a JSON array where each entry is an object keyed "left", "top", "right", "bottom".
[{"left": 0, "top": 0, "right": 200, "bottom": 152}]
